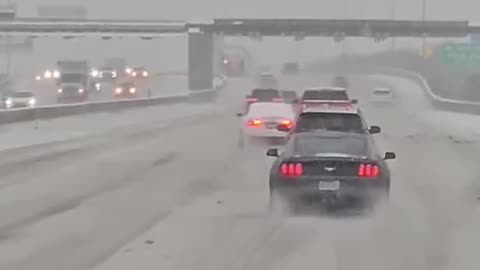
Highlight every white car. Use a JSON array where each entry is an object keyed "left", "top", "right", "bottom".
[
  {"left": 4, "top": 91, "right": 36, "bottom": 109},
  {"left": 237, "top": 102, "right": 296, "bottom": 147},
  {"left": 371, "top": 87, "right": 393, "bottom": 103}
]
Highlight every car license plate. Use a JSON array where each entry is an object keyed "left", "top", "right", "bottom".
[
  {"left": 318, "top": 180, "right": 340, "bottom": 191},
  {"left": 266, "top": 123, "right": 277, "bottom": 129}
]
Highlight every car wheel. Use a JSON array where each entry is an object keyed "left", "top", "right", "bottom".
[{"left": 269, "top": 190, "right": 293, "bottom": 217}]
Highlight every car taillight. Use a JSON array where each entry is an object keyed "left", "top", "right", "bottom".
[
  {"left": 273, "top": 98, "right": 284, "bottom": 102},
  {"left": 358, "top": 163, "right": 380, "bottom": 178},
  {"left": 247, "top": 119, "right": 263, "bottom": 127},
  {"left": 280, "top": 163, "right": 303, "bottom": 177},
  {"left": 246, "top": 98, "right": 258, "bottom": 102},
  {"left": 280, "top": 119, "right": 294, "bottom": 128}
]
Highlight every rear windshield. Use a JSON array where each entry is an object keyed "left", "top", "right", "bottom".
[
  {"left": 251, "top": 89, "right": 281, "bottom": 100},
  {"left": 302, "top": 90, "right": 349, "bottom": 101},
  {"left": 295, "top": 135, "right": 368, "bottom": 156},
  {"left": 13, "top": 92, "right": 33, "bottom": 98},
  {"left": 296, "top": 112, "right": 365, "bottom": 133},
  {"left": 373, "top": 90, "right": 391, "bottom": 95}
]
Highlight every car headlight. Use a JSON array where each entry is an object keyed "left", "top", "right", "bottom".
[
  {"left": 115, "top": 88, "right": 122, "bottom": 94},
  {"left": 112, "top": 71, "right": 117, "bottom": 78},
  {"left": 132, "top": 72, "right": 137, "bottom": 77},
  {"left": 28, "top": 98, "right": 36, "bottom": 106},
  {"left": 143, "top": 71, "right": 148, "bottom": 77},
  {"left": 95, "top": 83, "right": 101, "bottom": 90},
  {"left": 44, "top": 70, "right": 52, "bottom": 79},
  {"left": 91, "top": 70, "right": 99, "bottom": 77},
  {"left": 53, "top": 70, "right": 60, "bottom": 79},
  {"left": 35, "top": 75, "right": 42, "bottom": 81},
  {"left": 5, "top": 98, "right": 12, "bottom": 105},
  {"left": 125, "top": 67, "right": 132, "bottom": 74},
  {"left": 57, "top": 88, "right": 63, "bottom": 93},
  {"left": 129, "top": 88, "right": 136, "bottom": 93},
  {"left": 78, "top": 88, "right": 84, "bottom": 93}
]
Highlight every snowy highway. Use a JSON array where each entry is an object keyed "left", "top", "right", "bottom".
[{"left": 0, "top": 73, "right": 478, "bottom": 270}]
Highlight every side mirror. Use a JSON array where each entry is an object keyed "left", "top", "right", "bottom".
[
  {"left": 384, "top": 152, "right": 396, "bottom": 160},
  {"left": 277, "top": 124, "right": 291, "bottom": 132},
  {"left": 236, "top": 112, "right": 243, "bottom": 117},
  {"left": 369, "top": 125, "right": 381, "bottom": 134},
  {"left": 350, "top": 99, "right": 358, "bottom": 104},
  {"left": 266, "top": 149, "right": 279, "bottom": 157}
]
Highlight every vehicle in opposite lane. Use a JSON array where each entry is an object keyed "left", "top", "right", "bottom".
[
  {"left": 114, "top": 82, "right": 137, "bottom": 98},
  {"left": 237, "top": 102, "right": 295, "bottom": 147},
  {"left": 267, "top": 130, "right": 395, "bottom": 214},
  {"left": 127, "top": 66, "right": 149, "bottom": 79},
  {"left": 3, "top": 91, "right": 36, "bottom": 109}
]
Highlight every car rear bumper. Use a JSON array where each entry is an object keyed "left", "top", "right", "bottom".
[
  {"left": 271, "top": 177, "right": 388, "bottom": 205},
  {"left": 243, "top": 128, "right": 287, "bottom": 138}
]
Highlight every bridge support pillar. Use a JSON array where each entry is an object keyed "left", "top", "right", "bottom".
[{"left": 188, "top": 30, "right": 213, "bottom": 90}]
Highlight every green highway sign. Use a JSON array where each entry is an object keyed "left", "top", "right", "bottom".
[{"left": 442, "top": 43, "right": 480, "bottom": 68}]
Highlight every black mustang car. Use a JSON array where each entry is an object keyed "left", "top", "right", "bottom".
[{"left": 267, "top": 130, "right": 395, "bottom": 214}]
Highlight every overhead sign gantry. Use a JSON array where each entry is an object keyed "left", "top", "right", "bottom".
[{"left": 0, "top": 17, "right": 474, "bottom": 90}]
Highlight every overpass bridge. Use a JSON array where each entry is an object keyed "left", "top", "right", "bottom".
[{"left": 0, "top": 17, "right": 476, "bottom": 90}]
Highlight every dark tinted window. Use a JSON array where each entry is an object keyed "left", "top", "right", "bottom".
[
  {"left": 295, "top": 135, "right": 368, "bottom": 156},
  {"left": 13, "top": 92, "right": 33, "bottom": 98},
  {"left": 251, "top": 89, "right": 281, "bottom": 100},
  {"left": 296, "top": 113, "right": 365, "bottom": 133},
  {"left": 280, "top": 91, "right": 297, "bottom": 99},
  {"left": 302, "top": 90, "right": 349, "bottom": 101}
]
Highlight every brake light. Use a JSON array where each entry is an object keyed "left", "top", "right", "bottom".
[
  {"left": 247, "top": 119, "right": 263, "bottom": 127},
  {"left": 280, "top": 119, "right": 294, "bottom": 129},
  {"left": 246, "top": 97, "right": 258, "bottom": 102},
  {"left": 280, "top": 163, "right": 303, "bottom": 177},
  {"left": 358, "top": 163, "right": 380, "bottom": 178}
]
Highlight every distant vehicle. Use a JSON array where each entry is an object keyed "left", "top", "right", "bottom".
[
  {"left": 244, "top": 88, "right": 283, "bottom": 112},
  {"left": 237, "top": 102, "right": 296, "bottom": 147},
  {"left": 95, "top": 67, "right": 118, "bottom": 81},
  {"left": 267, "top": 130, "right": 395, "bottom": 214},
  {"left": 280, "top": 90, "right": 299, "bottom": 104},
  {"left": 4, "top": 91, "right": 36, "bottom": 109},
  {"left": 371, "top": 87, "right": 393, "bottom": 103},
  {"left": 114, "top": 82, "right": 137, "bottom": 98},
  {"left": 257, "top": 73, "right": 279, "bottom": 89},
  {"left": 332, "top": 75, "right": 350, "bottom": 89},
  {"left": 56, "top": 60, "right": 90, "bottom": 103},
  {"left": 127, "top": 66, "right": 149, "bottom": 78},
  {"left": 282, "top": 62, "right": 300, "bottom": 74}
]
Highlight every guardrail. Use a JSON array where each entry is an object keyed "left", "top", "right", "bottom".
[{"left": 0, "top": 74, "right": 226, "bottom": 125}]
